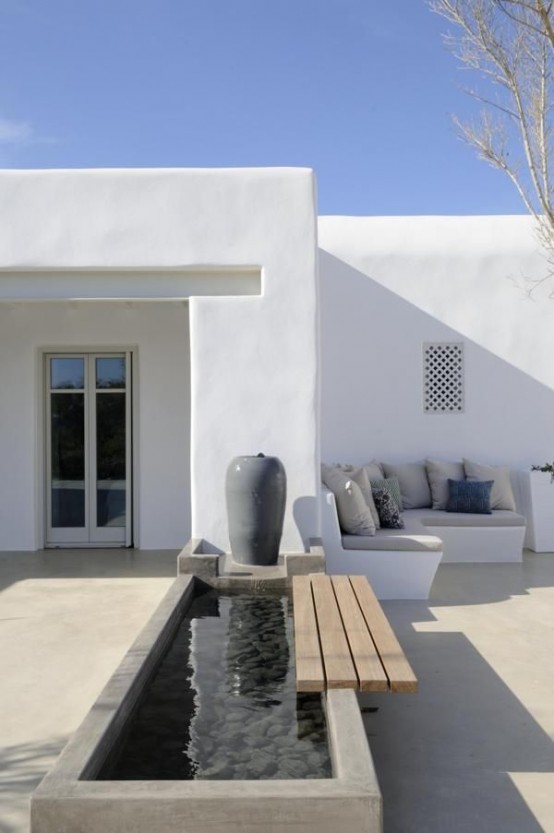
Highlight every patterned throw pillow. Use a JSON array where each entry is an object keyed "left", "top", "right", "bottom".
[
  {"left": 370, "top": 477, "right": 403, "bottom": 511},
  {"left": 446, "top": 479, "right": 493, "bottom": 514},
  {"left": 372, "top": 489, "right": 405, "bottom": 529}
]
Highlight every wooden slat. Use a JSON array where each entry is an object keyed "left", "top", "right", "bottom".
[
  {"left": 349, "top": 575, "right": 418, "bottom": 693},
  {"left": 331, "top": 575, "right": 389, "bottom": 692},
  {"left": 292, "top": 576, "right": 325, "bottom": 692},
  {"left": 310, "top": 574, "right": 358, "bottom": 689}
]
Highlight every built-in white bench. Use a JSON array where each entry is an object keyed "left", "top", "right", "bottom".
[
  {"left": 404, "top": 508, "right": 526, "bottom": 564},
  {"left": 321, "top": 487, "right": 526, "bottom": 600}
]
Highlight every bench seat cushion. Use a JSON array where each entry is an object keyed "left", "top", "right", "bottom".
[
  {"left": 342, "top": 518, "right": 443, "bottom": 552},
  {"left": 405, "top": 508, "right": 526, "bottom": 528}
]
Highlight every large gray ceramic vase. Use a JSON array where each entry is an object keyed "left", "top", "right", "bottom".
[{"left": 225, "top": 454, "right": 286, "bottom": 566}]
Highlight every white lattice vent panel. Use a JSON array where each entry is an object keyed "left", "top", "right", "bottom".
[{"left": 424, "top": 343, "right": 464, "bottom": 413}]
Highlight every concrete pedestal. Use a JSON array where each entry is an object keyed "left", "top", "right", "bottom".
[{"left": 518, "top": 470, "right": 554, "bottom": 552}]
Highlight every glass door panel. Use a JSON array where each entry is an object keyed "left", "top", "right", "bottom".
[
  {"left": 51, "top": 357, "right": 85, "bottom": 390},
  {"left": 51, "top": 392, "right": 86, "bottom": 528},
  {"left": 46, "top": 356, "right": 88, "bottom": 544},
  {"left": 46, "top": 353, "right": 131, "bottom": 547},
  {"left": 93, "top": 356, "right": 127, "bottom": 541}
]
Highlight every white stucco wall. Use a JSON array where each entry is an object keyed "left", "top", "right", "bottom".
[
  {"left": 0, "top": 169, "right": 319, "bottom": 552},
  {"left": 319, "top": 215, "right": 554, "bottom": 468},
  {"left": 0, "top": 301, "right": 190, "bottom": 550}
]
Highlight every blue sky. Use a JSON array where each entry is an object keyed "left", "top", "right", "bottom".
[{"left": 0, "top": 0, "right": 525, "bottom": 215}]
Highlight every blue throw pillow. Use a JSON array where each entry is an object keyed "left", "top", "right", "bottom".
[
  {"left": 446, "top": 479, "right": 493, "bottom": 514},
  {"left": 373, "top": 489, "right": 405, "bottom": 529}
]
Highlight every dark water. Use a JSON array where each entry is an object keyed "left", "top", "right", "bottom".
[{"left": 97, "top": 589, "right": 332, "bottom": 780}]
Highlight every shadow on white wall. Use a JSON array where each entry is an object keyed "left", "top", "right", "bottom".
[{"left": 319, "top": 250, "right": 554, "bottom": 468}]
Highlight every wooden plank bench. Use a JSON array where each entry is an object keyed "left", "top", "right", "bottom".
[{"left": 292, "top": 574, "right": 418, "bottom": 693}]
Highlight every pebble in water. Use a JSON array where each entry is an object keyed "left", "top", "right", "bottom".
[{"left": 98, "top": 590, "right": 332, "bottom": 781}]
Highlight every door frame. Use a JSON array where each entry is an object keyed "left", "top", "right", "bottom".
[{"left": 41, "top": 347, "right": 136, "bottom": 548}]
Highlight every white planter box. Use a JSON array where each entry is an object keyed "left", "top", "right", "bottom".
[{"left": 518, "top": 471, "right": 554, "bottom": 552}]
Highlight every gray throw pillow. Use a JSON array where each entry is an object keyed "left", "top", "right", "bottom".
[
  {"left": 349, "top": 466, "right": 381, "bottom": 530},
  {"left": 332, "top": 463, "right": 380, "bottom": 529},
  {"left": 426, "top": 459, "right": 465, "bottom": 510},
  {"left": 463, "top": 459, "right": 516, "bottom": 511},
  {"left": 382, "top": 461, "right": 431, "bottom": 509},
  {"left": 321, "top": 464, "right": 376, "bottom": 535},
  {"left": 363, "top": 460, "right": 385, "bottom": 481}
]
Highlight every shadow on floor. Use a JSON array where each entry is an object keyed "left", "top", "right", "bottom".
[
  {"left": 364, "top": 591, "right": 554, "bottom": 832},
  {"left": 0, "top": 738, "right": 68, "bottom": 797},
  {"left": 0, "top": 737, "right": 69, "bottom": 833},
  {"left": 426, "top": 550, "right": 554, "bottom": 608}
]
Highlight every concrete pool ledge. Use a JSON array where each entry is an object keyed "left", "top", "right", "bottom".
[
  {"left": 176, "top": 536, "right": 327, "bottom": 588},
  {"left": 31, "top": 575, "right": 382, "bottom": 833}
]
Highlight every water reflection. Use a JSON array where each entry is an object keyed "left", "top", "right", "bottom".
[
  {"left": 98, "top": 591, "right": 331, "bottom": 781},
  {"left": 225, "top": 596, "right": 289, "bottom": 700}
]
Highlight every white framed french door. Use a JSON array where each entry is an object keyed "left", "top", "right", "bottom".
[{"left": 45, "top": 352, "right": 132, "bottom": 547}]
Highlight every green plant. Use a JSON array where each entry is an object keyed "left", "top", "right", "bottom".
[{"left": 531, "top": 462, "right": 554, "bottom": 483}]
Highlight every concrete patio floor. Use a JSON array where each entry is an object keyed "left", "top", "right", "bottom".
[
  {"left": 1, "top": 549, "right": 553, "bottom": 833},
  {"left": 370, "top": 552, "right": 554, "bottom": 833},
  {"left": 0, "top": 549, "right": 177, "bottom": 833}
]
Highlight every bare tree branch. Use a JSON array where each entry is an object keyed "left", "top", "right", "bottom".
[
  {"left": 431, "top": 0, "right": 554, "bottom": 289},
  {"left": 494, "top": 1, "right": 554, "bottom": 47}
]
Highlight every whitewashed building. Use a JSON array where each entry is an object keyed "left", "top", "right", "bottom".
[
  {"left": 0, "top": 168, "right": 552, "bottom": 553},
  {"left": 318, "top": 215, "right": 554, "bottom": 469}
]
